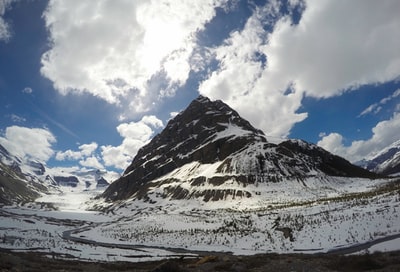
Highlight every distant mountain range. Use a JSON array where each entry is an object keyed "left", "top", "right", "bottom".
[
  {"left": 356, "top": 139, "right": 400, "bottom": 176},
  {"left": 100, "top": 96, "right": 381, "bottom": 204},
  {"left": 0, "top": 144, "right": 110, "bottom": 205}
]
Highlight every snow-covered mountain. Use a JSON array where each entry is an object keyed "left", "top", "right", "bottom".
[
  {"left": 0, "top": 144, "right": 110, "bottom": 205},
  {"left": 0, "top": 144, "right": 52, "bottom": 205},
  {"left": 357, "top": 139, "right": 400, "bottom": 176},
  {"left": 46, "top": 167, "right": 111, "bottom": 190},
  {"left": 101, "top": 95, "right": 378, "bottom": 204}
]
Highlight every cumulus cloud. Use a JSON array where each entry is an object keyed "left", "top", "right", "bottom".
[
  {"left": 41, "top": 0, "right": 227, "bottom": 116},
  {"left": 0, "top": 126, "right": 56, "bottom": 161},
  {"left": 264, "top": 0, "right": 400, "bottom": 97},
  {"left": 55, "top": 142, "right": 98, "bottom": 161},
  {"left": 199, "top": 1, "right": 307, "bottom": 137},
  {"left": 141, "top": 115, "right": 164, "bottom": 128},
  {"left": 79, "top": 156, "right": 103, "bottom": 169},
  {"left": 199, "top": 0, "right": 400, "bottom": 137},
  {"left": 318, "top": 112, "right": 400, "bottom": 162},
  {"left": 56, "top": 142, "right": 107, "bottom": 169},
  {"left": 101, "top": 115, "right": 163, "bottom": 170},
  {"left": 0, "top": 0, "right": 15, "bottom": 42}
]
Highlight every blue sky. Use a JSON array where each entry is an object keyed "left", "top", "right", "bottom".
[{"left": 0, "top": 0, "right": 400, "bottom": 177}]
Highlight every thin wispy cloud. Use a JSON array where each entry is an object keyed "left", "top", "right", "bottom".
[
  {"left": 359, "top": 89, "right": 400, "bottom": 117},
  {"left": 27, "top": 99, "right": 80, "bottom": 140},
  {"left": 21, "top": 87, "right": 33, "bottom": 94},
  {"left": 9, "top": 114, "right": 26, "bottom": 123},
  {"left": 0, "top": 0, "right": 15, "bottom": 42}
]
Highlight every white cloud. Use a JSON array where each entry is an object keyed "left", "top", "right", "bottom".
[
  {"left": 100, "top": 145, "right": 127, "bottom": 170},
  {"left": 116, "top": 122, "right": 153, "bottom": 143},
  {"left": 101, "top": 115, "right": 162, "bottom": 170},
  {"left": 56, "top": 142, "right": 98, "bottom": 161},
  {"left": 0, "top": 0, "right": 15, "bottom": 42},
  {"left": 78, "top": 142, "right": 98, "bottom": 156},
  {"left": 264, "top": 0, "right": 400, "bottom": 97},
  {"left": 317, "top": 132, "right": 348, "bottom": 158},
  {"left": 199, "top": 2, "right": 307, "bottom": 137},
  {"left": 55, "top": 150, "right": 80, "bottom": 161},
  {"left": 199, "top": 0, "right": 400, "bottom": 137},
  {"left": 141, "top": 115, "right": 164, "bottom": 128},
  {"left": 41, "top": 0, "right": 227, "bottom": 115},
  {"left": 79, "top": 156, "right": 103, "bottom": 169},
  {"left": 0, "top": 126, "right": 56, "bottom": 161},
  {"left": 318, "top": 112, "right": 400, "bottom": 162},
  {"left": 55, "top": 142, "right": 105, "bottom": 169}
]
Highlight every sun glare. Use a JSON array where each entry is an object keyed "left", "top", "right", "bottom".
[{"left": 140, "top": 18, "right": 187, "bottom": 73}]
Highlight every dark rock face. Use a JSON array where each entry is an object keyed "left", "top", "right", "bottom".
[
  {"left": 54, "top": 176, "right": 79, "bottom": 187},
  {"left": 28, "top": 161, "right": 46, "bottom": 176},
  {"left": 124, "top": 95, "right": 266, "bottom": 173},
  {"left": 0, "top": 145, "right": 45, "bottom": 204},
  {"left": 102, "top": 96, "right": 266, "bottom": 201},
  {"left": 0, "top": 162, "right": 41, "bottom": 205},
  {"left": 279, "top": 140, "right": 380, "bottom": 179},
  {"left": 96, "top": 177, "right": 109, "bottom": 188},
  {"left": 101, "top": 95, "right": 379, "bottom": 203}
]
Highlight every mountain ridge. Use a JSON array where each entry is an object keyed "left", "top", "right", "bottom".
[
  {"left": 101, "top": 95, "right": 379, "bottom": 203},
  {"left": 0, "top": 144, "right": 110, "bottom": 205}
]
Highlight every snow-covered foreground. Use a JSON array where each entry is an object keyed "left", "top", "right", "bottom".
[
  {"left": 1, "top": 178, "right": 400, "bottom": 263},
  {"left": 0, "top": 188, "right": 195, "bottom": 262},
  {"left": 87, "top": 178, "right": 400, "bottom": 255}
]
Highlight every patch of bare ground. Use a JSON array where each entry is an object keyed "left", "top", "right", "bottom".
[{"left": 1, "top": 250, "right": 400, "bottom": 272}]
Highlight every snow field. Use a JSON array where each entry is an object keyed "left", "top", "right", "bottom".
[
  {"left": 77, "top": 185, "right": 400, "bottom": 256},
  {"left": 1, "top": 176, "right": 399, "bottom": 262}
]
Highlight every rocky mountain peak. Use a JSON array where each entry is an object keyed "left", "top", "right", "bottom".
[
  {"left": 103, "top": 95, "right": 267, "bottom": 201},
  {"left": 168, "top": 95, "right": 265, "bottom": 138},
  {"left": 123, "top": 95, "right": 267, "bottom": 174},
  {"left": 101, "top": 96, "right": 379, "bottom": 203}
]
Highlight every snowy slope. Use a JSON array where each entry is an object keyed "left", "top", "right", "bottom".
[{"left": 87, "top": 176, "right": 400, "bottom": 257}]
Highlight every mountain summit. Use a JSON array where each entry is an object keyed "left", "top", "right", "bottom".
[{"left": 101, "top": 95, "right": 378, "bottom": 203}]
